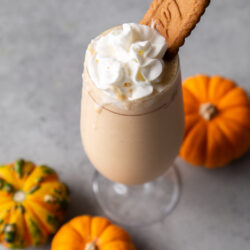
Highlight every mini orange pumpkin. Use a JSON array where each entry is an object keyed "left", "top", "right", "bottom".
[
  {"left": 51, "top": 215, "right": 136, "bottom": 250},
  {"left": 0, "top": 159, "right": 69, "bottom": 248},
  {"left": 180, "top": 75, "right": 250, "bottom": 168}
]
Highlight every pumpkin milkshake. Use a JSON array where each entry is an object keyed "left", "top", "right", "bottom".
[{"left": 81, "top": 23, "right": 184, "bottom": 185}]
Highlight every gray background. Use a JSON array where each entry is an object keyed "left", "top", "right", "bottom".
[{"left": 0, "top": 0, "right": 250, "bottom": 249}]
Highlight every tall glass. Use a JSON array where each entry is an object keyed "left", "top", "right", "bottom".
[{"left": 81, "top": 32, "right": 185, "bottom": 226}]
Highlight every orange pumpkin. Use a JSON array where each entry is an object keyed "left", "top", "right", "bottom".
[
  {"left": 0, "top": 159, "right": 69, "bottom": 248},
  {"left": 51, "top": 215, "right": 136, "bottom": 250},
  {"left": 180, "top": 75, "right": 250, "bottom": 168}
]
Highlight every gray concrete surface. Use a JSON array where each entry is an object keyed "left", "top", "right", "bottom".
[{"left": 0, "top": 0, "right": 250, "bottom": 249}]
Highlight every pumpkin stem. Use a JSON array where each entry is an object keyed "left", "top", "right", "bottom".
[
  {"left": 85, "top": 242, "right": 97, "bottom": 250},
  {"left": 200, "top": 102, "right": 218, "bottom": 120}
]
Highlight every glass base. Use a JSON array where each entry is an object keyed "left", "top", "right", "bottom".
[{"left": 92, "top": 163, "right": 181, "bottom": 227}]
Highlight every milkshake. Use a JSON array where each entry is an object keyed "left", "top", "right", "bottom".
[{"left": 81, "top": 24, "right": 185, "bottom": 185}]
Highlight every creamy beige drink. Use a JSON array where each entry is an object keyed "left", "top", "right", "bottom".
[{"left": 81, "top": 23, "right": 184, "bottom": 185}]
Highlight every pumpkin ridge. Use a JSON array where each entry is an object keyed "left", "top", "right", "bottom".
[
  {"left": 218, "top": 87, "right": 249, "bottom": 105},
  {"left": 197, "top": 75, "right": 210, "bottom": 101},
  {"left": 98, "top": 225, "right": 132, "bottom": 246},
  {"left": 201, "top": 121, "right": 208, "bottom": 166},
  {"left": 68, "top": 215, "right": 92, "bottom": 243},
  {"left": 68, "top": 223, "right": 86, "bottom": 241},
  {"left": 204, "top": 122, "right": 210, "bottom": 167},
  {"left": 0, "top": 206, "right": 11, "bottom": 220},
  {"left": 225, "top": 121, "right": 249, "bottom": 155},
  {"left": 191, "top": 75, "right": 207, "bottom": 101},
  {"left": 10, "top": 165, "right": 23, "bottom": 190},
  {"left": 24, "top": 180, "right": 65, "bottom": 197},
  {"left": 5, "top": 205, "right": 15, "bottom": 224},
  {"left": 219, "top": 103, "right": 250, "bottom": 114},
  {"left": 184, "top": 100, "right": 200, "bottom": 115},
  {"left": 0, "top": 207, "right": 12, "bottom": 233},
  {"left": 24, "top": 180, "right": 69, "bottom": 211},
  {"left": 81, "top": 215, "right": 92, "bottom": 243},
  {"left": 219, "top": 120, "right": 249, "bottom": 162},
  {"left": 27, "top": 200, "right": 63, "bottom": 234},
  {"left": 27, "top": 214, "right": 49, "bottom": 246},
  {"left": 183, "top": 118, "right": 205, "bottom": 143},
  {"left": 38, "top": 179, "right": 61, "bottom": 185},
  {"left": 23, "top": 169, "right": 58, "bottom": 191},
  {"left": 221, "top": 116, "right": 250, "bottom": 132},
  {"left": 16, "top": 209, "right": 31, "bottom": 248},
  {"left": 51, "top": 223, "right": 86, "bottom": 250},
  {"left": 12, "top": 160, "right": 36, "bottom": 189},
  {"left": 90, "top": 217, "right": 111, "bottom": 242},
  {"left": 23, "top": 179, "right": 60, "bottom": 194},
  {"left": 99, "top": 222, "right": 111, "bottom": 237},
  {"left": 27, "top": 189, "right": 69, "bottom": 215},
  {"left": 205, "top": 121, "right": 234, "bottom": 167},
  {"left": 22, "top": 213, "right": 34, "bottom": 247},
  {"left": 0, "top": 195, "right": 13, "bottom": 205},
  {"left": 88, "top": 216, "right": 92, "bottom": 243},
  {"left": 1, "top": 206, "right": 17, "bottom": 246},
  {"left": 98, "top": 224, "right": 113, "bottom": 242},
  {"left": 181, "top": 120, "right": 207, "bottom": 165},
  {"left": 183, "top": 85, "right": 200, "bottom": 102},
  {"left": 0, "top": 168, "right": 19, "bottom": 190},
  {"left": 0, "top": 204, "right": 13, "bottom": 219},
  {"left": 37, "top": 177, "right": 59, "bottom": 185},
  {"left": 26, "top": 197, "right": 58, "bottom": 215},
  {"left": 211, "top": 78, "right": 236, "bottom": 98},
  {"left": 219, "top": 113, "right": 250, "bottom": 130},
  {"left": 24, "top": 202, "right": 50, "bottom": 235},
  {"left": 217, "top": 104, "right": 248, "bottom": 112},
  {"left": 215, "top": 118, "right": 247, "bottom": 157},
  {"left": 61, "top": 224, "right": 86, "bottom": 245},
  {"left": 184, "top": 114, "right": 201, "bottom": 137},
  {"left": 214, "top": 120, "right": 236, "bottom": 150}
]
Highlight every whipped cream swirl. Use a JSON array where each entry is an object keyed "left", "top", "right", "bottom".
[{"left": 87, "top": 23, "right": 167, "bottom": 101}]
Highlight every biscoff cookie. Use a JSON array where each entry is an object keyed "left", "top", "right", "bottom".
[{"left": 140, "top": 0, "right": 210, "bottom": 58}]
